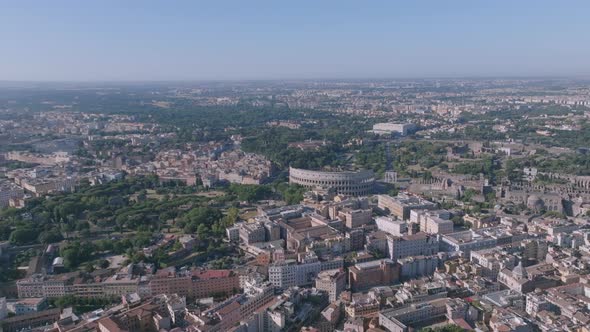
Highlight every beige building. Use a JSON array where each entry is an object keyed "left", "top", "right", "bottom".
[
  {"left": 378, "top": 194, "right": 437, "bottom": 220},
  {"left": 338, "top": 208, "right": 372, "bottom": 229},
  {"left": 315, "top": 269, "right": 346, "bottom": 302},
  {"left": 348, "top": 259, "right": 399, "bottom": 292},
  {"left": 421, "top": 216, "right": 453, "bottom": 235}
]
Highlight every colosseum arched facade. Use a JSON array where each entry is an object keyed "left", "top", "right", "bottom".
[{"left": 289, "top": 167, "right": 375, "bottom": 196}]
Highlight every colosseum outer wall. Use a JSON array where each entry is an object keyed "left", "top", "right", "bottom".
[{"left": 289, "top": 167, "right": 375, "bottom": 196}]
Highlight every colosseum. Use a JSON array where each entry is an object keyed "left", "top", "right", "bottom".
[{"left": 289, "top": 167, "right": 375, "bottom": 196}]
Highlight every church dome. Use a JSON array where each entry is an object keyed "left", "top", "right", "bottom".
[{"left": 512, "top": 261, "right": 527, "bottom": 279}]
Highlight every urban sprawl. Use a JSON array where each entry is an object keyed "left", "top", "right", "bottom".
[{"left": 0, "top": 79, "right": 590, "bottom": 332}]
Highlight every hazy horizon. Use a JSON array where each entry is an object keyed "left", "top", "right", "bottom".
[
  {"left": 2, "top": 75, "right": 590, "bottom": 83},
  {"left": 3, "top": 0, "right": 590, "bottom": 81}
]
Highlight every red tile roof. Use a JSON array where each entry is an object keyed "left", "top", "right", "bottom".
[
  {"left": 217, "top": 301, "right": 240, "bottom": 316},
  {"left": 192, "top": 269, "right": 232, "bottom": 280}
]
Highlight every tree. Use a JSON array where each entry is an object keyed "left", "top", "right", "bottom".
[
  {"left": 84, "top": 262, "right": 95, "bottom": 273},
  {"left": 462, "top": 189, "right": 477, "bottom": 202},
  {"left": 228, "top": 184, "right": 272, "bottom": 203},
  {"left": 419, "top": 324, "right": 466, "bottom": 332},
  {"left": 0, "top": 224, "right": 11, "bottom": 241},
  {"left": 9, "top": 228, "right": 37, "bottom": 245},
  {"left": 485, "top": 192, "right": 496, "bottom": 203},
  {"left": 225, "top": 207, "right": 239, "bottom": 225},
  {"left": 451, "top": 216, "right": 464, "bottom": 227},
  {"left": 62, "top": 247, "right": 80, "bottom": 269},
  {"left": 137, "top": 190, "right": 147, "bottom": 202},
  {"left": 38, "top": 230, "right": 63, "bottom": 244},
  {"left": 197, "top": 224, "right": 210, "bottom": 238},
  {"left": 132, "top": 232, "right": 152, "bottom": 248},
  {"left": 113, "top": 239, "right": 133, "bottom": 254},
  {"left": 53, "top": 295, "right": 77, "bottom": 308},
  {"left": 96, "top": 239, "right": 114, "bottom": 252},
  {"left": 543, "top": 211, "right": 566, "bottom": 219},
  {"left": 98, "top": 259, "right": 110, "bottom": 269},
  {"left": 62, "top": 241, "right": 95, "bottom": 269},
  {"left": 275, "top": 184, "right": 306, "bottom": 205},
  {"left": 181, "top": 206, "right": 222, "bottom": 234}
]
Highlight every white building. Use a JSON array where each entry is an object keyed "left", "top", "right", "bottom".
[
  {"left": 410, "top": 209, "right": 451, "bottom": 225},
  {"left": 387, "top": 232, "right": 439, "bottom": 261},
  {"left": 398, "top": 255, "right": 439, "bottom": 281},
  {"left": 422, "top": 216, "right": 454, "bottom": 235},
  {"left": 376, "top": 216, "right": 407, "bottom": 236},
  {"left": 440, "top": 230, "right": 498, "bottom": 257},
  {"left": 268, "top": 253, "right": 343, "bottom": 289},
  {"left": 372, "top": 123, "right": 417, "bottom": 136},
  {"left": 7, "top": 298, "right": 47, "bottom": 315}
]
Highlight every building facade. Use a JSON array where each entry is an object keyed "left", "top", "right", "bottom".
[
  {"left": 289, "top": 167, "right": 375, "bottom": 196},
  {"left": 388, "top": 232, "right": 439, "bottom": 261},
  {"left": 315, "top": 269, "right": 346, "bottom": 302},
  {"left": 348, "top": 259, "right": 399, "bottom": 292}
]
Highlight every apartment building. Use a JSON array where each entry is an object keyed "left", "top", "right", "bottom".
[
  {"left": 421, "top": 215, "right": 454, "bottom": 235},
  {"left": 315, "top": 268, "right": 346, "bottom": 302},
  {"left": 378, "top": 194, "right": 437, "bottom": 220},
  {"left": 239, "top": 222, "right": 266, "bottom": 244},
  {"left": 345, "top": 293, "right": 380, "bottom": 318},
  {"left": 348, "top": 259, "right": 399, "bottom": 292},
  {"left": 376, "top": 216, "right": 407, "bottom": 236},
  {"left": 410, "top": 209, "right": 451, "bottom": 225},
  {"left": 16, "top": 275, "right": 66, "bottom": 298},
  {"left": 268, "top": 254, "right": 344, "bottom": 289},
  {"left": 398, "top": 255, "right": 439, "bottom": 281},
  {"left": 387, "top": 232, "right": 439, "bottom": 261},
  {"left": 18, "top": 268, "right": 238, "bottom": 300},
  {"left": 150, "top": 268, "right": 239, "bottom": 299},
  {"left": 338, "top": 208, "right": 372, "bottom": 229},
  {"left": 197, "top": 281, "right": 275, "bottom": 331},
  {"left": 440, "top": 230, "right": 498, "bottom": 257},
  {"left": 380, "top": 298, "right": 449, "bottom": 332},
  {"left": 1, "top": 308, "right": 61, "bottom": 332},
  {"left": 6, "top": 298, "right": 47, "bottom": 315}
]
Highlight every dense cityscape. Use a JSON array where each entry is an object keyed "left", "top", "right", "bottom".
[{"left": 0, "top": 78, "right": 589, "bottom": 332}]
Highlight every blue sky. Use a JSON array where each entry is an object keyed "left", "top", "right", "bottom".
[{"left": 2, "top": 1, "right": 590, "bottom": 81}]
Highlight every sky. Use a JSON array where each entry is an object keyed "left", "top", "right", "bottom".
[{"left": 2, "top": 0, "right": 590, "bottom": 81}]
